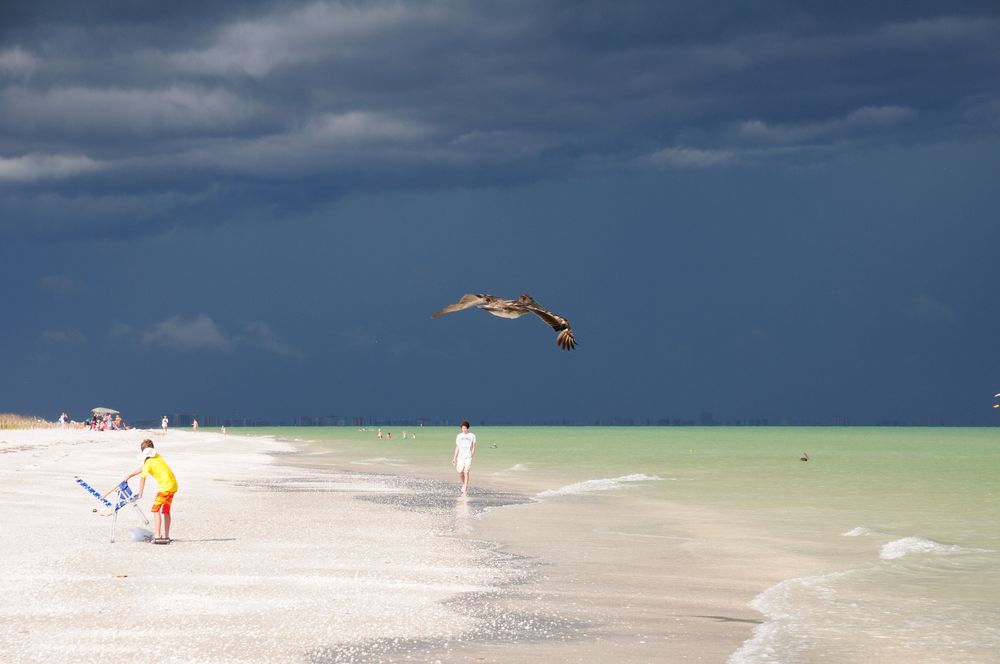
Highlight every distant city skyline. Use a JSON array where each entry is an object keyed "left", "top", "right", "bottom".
[{"left": 118, "top": 411, "right": 970, "bottom": 430}]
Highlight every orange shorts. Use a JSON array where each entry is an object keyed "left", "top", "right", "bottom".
[{"left": 151, "top": 491, "right": 175, "bottom": 514}]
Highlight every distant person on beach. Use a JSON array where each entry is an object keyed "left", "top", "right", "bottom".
[
  {"left": 161, "top": 416, "right": 169, "bottom": 433},
  {"left": 192, "top": 418, "right": 199, "bottom": 432},
  {"left": 104, "top": 439, "right": 178, "bottom": 544},
  {"left": 451, "top": 421, "right": 477, "bottom": 496},
  {"left": 58, "top": 412, "right": 68, "bottom": 427}
]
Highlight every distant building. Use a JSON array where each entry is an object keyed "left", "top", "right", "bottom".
[{"left": 173, "top": 413, "right": 194, "bottom": 427}]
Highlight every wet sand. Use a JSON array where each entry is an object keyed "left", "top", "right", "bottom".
[{"left": 284, "top": 444, "right": 824, "bottom": 663}]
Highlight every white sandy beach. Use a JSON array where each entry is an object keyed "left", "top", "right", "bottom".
[
  {"left": 1, "top": 427, "right": 839, "bottom": 664},
  {"left": 0, "top": 429, "right": 513, "bottom": 663}
]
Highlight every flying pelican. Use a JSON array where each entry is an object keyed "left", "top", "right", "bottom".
[{"left": 432, "top": 293, "right": 577, "bottom": 351}]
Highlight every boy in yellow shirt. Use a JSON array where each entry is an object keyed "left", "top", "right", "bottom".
[{"left": 106, "top": 439, "right": 179, "bottom": 544}]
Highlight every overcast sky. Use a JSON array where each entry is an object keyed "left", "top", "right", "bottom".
[{"left": 2, "top": 1, "right": 999, "bottom": 425}]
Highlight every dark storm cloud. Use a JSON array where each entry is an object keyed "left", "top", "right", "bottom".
[
  {"left": 2, "top": 1, "right": 999, "bottom": 427},
  {"left": 1, "top": 0, "right": 998, "bottom": 238}
]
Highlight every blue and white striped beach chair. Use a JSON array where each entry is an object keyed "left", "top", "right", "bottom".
[{"left": 75, "top": 477, "right": 150, "bottom": 543}]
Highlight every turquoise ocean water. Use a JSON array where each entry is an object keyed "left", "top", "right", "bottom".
[{"left": 234, "top": 426, "right": 1000, "bottom": 662}]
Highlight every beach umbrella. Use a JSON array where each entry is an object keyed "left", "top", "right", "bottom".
[{"left": 91, "top": 407, "right": 120, "bottom": 415}]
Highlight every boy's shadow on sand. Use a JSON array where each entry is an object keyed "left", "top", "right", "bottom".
[
  {"left": 689, "top": 614, "right": 763, "bottom": 624},
  {"left": 170, "top": 538, "right": 239, "bottom": 543}
]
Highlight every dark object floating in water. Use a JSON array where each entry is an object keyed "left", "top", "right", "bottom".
[
  {"left": 800, "top": 452, "right": 809, "bottom": 462},
  {"left": 490, "top": 443, "right": 498, "bottom": 448},
  {"left": 432, "top": 293, "right": 577, "bottom": 351}
]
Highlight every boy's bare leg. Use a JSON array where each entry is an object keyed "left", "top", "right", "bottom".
[
  {"left": 459, "top": 471, "right": 468, "bottom": 495},
  {"left": 153, "top": 512, "right": 163, "bottom": 539},
  {"left": 163, "top": 514, "right": 171, "bottom": 540}
]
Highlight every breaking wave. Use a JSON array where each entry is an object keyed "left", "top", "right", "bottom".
[
  {"left": 536, "top": 473, "right": 662, "bottom": 499},
  {"left": 350, "top": 457, "right": 407, "bottom": 467},
  {"left": 879, "top": 536, "right": 969, "bottom": 560}
]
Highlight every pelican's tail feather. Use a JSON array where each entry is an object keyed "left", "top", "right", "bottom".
[{"left": 556, "top": 328, "right": 577, "bottom": 351}]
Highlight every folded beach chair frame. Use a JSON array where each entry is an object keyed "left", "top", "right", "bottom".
[{"left": 75, "top": 477, "right": 150, "bottom": 543}]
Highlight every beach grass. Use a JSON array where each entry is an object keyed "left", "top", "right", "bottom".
[{"left": 0, "top": 413, "right": 70, "bottom": 429}]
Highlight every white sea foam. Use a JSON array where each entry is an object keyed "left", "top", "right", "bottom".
[
  {"left": 731, "top": 542, "right": 1000, "bottom": 663},
  {"left": 728, "top": 569, "right": 861, "bottom": 664},
  {"left": 536, "top": 473, "right": 662, "bottom": 499},
  {"left": 842, "top": 526, "right": 874, "bottom": 537},
  {"left": 879, "top": 536, "right": 967, "bottom": 560},
  {"left": 350, "top": 457, "right": 407, "bottom": 466},
  {"left": 493, "top": 463, "right": 529, "bottom": 476}
]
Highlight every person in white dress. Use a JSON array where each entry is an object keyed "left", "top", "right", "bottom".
[{"left": 451, "top": 421, "right": 477, "bottom": 496}]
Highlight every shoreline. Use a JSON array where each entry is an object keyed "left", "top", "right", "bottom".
[
  {"left": 272, "top": 432, "right": 824, "bottom": 663},
  {"left": 1, "top": 427, "right": 822, "bottom": 662},
  {"left": 7, "top": 426, "right": 995, "bottom": 661}
]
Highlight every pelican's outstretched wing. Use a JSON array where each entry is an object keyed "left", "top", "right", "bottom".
[
  {"left": 433, "top": 291, "right": 577, "bottom": 351},
  {"left": 524, "top": 302, "right": 577, "bottom": 351},
  {"left": 432, "top": 294, "right": 489, "bottom": 318}
]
